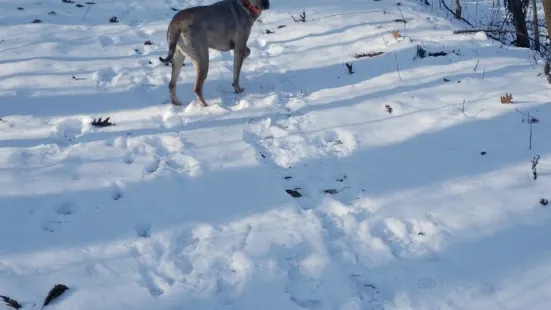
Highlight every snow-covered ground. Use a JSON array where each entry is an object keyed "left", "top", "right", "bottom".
[{"left": 1, "top": 0, "right": 551, "bottom": 309}]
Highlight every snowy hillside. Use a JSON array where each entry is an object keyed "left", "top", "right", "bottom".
[{"left": 1, "top": 0, "right": 551, "bottom": 308}]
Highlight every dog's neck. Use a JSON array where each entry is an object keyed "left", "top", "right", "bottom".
[{"left": 242, "top": 0, "right": 261, "bottom": 17}]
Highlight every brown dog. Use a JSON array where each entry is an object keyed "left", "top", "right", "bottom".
[{"left": 159, "top": 0, "right": 270, "bottom": 107}]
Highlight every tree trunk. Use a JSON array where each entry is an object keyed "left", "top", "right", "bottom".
[
  {"left": 454, "top": 0, "right": 462, "bottom": 19},
  {"left": 508, "top": 0, "right": 530, "bottom": 47},
  {"left": 532, "top": 0, "right": 540, "bottom": 51},
  {"left": 543, "top": 0, "right": 551, "bottom": 44}
]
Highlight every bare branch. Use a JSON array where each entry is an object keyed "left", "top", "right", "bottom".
[{"left": 441, "top": 0, "right": 473, "bottom": 26}]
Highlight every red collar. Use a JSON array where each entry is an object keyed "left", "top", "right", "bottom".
[{"left": 243, "top": 0, "right": 261, "bottom": 15}]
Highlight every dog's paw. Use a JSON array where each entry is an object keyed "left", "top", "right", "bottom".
[{"left": 232, "top": 83, "right": 245, "bottom": 94}]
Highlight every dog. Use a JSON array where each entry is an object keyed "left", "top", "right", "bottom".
[{"left": 159, "top": 0, "right": 270, "bottom": 107}]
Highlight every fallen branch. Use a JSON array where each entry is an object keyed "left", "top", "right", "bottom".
[
  {"left": 394, "top": 51, "right": 402, "bottom": 80},
  {"left": 453, "top": 29, "right": 551, "bottom": 55},
  {"left": 354, "top": 51, "right": 384, "bottom": 58},
  {"left": 453, "top": 29, "right": 512, "bottom": 34},
  {"left": 529, "top": 112, "right": 533, "bottom": 149}
]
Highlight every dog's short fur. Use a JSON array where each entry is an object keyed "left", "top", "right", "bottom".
[{"left": 159, "top": 0, "right": 270, "bottom": 107}]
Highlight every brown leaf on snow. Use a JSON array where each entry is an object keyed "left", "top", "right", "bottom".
[{"left": 500, "top": 93, "right": 513, "bottom": 104}]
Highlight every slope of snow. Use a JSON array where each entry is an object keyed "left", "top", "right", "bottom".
[{"left": 1, "top": 0, "right": 551, "bottom": 309}]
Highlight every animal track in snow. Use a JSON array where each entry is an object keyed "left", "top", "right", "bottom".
[
  {"left": 56, "top": 201, "right": 78, "bottom": 216},
  {"left": 266, "top": 43, "right": 285, "bottom": 56},
  {"left": 42, "top": 201, "right": 78, "bottom": 232},
  {"left": 135, "top": 221, "right": 152, "bottom": 238},
  {"left": 285, "top": 263, "right": 323, "bottom": 309},
  {"left": 315, "top": 129, "right": 358, "bottom": 158},
  {"left": 128, "top": 134, "right": 202, "bottom": 178},
  {"left": 111, "top": 180, "right": 125, "bottom": 200},
  {"left": 161, "top": 106, "right": 187, "bottom": 128},
  {"left": 348, "top": 273, "right": 384, "bottom": 310},
  {"left": 130, "top": 241, "right": 178, "bottom": 297},
  {"left": 132, "top": 250, "right": 166, "bottom": 296},
  {"left": 365, "top": 217, "right": 441, "bottom": 260},
  {"left": 105, "top": 134, "right": 129, "bottom": 148},
  {"left": 143, "top": 156, "right": 161, "bottom": 175},
  {"left": 93, "top": 67, "right": 124, "bottom": 91},
  {"left": 104, "top": 136, "right": 135, "bottom": 164},
  {"left": 42, "top": 220, "right": 63, "bottom": 233},
  {"left": 49, "top": 117, "right": 86, "bottom": 146},
  {"left": 245, "top": 113, "right": 358, "bottom": 169},
  {"left": 123, "top": 152, "right": 135, "bottom": 164},
  {"left": 98, "top": 35, "right": 114, "bottom": 48}
]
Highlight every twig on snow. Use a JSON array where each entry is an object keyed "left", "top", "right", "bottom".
[
  {"left": 394, "top": 51, "right": 402, "bottom": 80},
  {"left": 531, "top": 155, "right": 540, "bottom": 180},
  {"left": 515, "top": 108, "right": 538, "bottom": 123},
  {"left": 82, "top": 3, "right": 93, "bottom": 20}
]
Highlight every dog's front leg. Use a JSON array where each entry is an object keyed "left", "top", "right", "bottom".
[{"left": 232, "top": 43, "right": 247, "bottom": 94}]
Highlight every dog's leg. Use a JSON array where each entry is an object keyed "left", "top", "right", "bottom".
[
  {"left": 231, "top": 43, "right": 247, "bottom": 94},
  {"left": 168, "top": 50, "right": 186, "bottom": 106},
  {"left": 180, "top": 39, "right": 209, "bottom": 107},
  {"left": 191, "top": 51, "right": 209, "bottom": 107},
  {"left": 244, "top": 46, "right": 251, "bottom": 58}
]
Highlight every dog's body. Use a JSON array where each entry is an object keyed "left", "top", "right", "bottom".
[{"left": 159, "top": 0, "right": 270, "bottom": 107}]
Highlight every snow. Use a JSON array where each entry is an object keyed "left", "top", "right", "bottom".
[{"left": 1, "top": 0, "right": 551, "bottom": 309}]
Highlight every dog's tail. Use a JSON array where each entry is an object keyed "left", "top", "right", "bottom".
[{"left": 159, "top": 25, "right": 180, "bottom": 64}]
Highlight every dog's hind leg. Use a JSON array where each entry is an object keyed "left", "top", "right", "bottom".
[
  {"left": 180, "top": 40, "right": 209, "bottom": 107},
  {"left": 192, "top": 50, "right": 209, "bottom": 107},
  {"left": 168, "top": 49, "right": 186, "bottom": 106}
]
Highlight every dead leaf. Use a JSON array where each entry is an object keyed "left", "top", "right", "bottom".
[
  {"left": 91, "top": 116, "right": 115, "bottom": 127},
  {"left": 285, "top": 189, "right": 302, "bottom": 198},
  {"left": 0, "top": 295, "right": 22, "bottom": 309},
  {"left": 43, "top": 284, "right": 69, "bottom": 307},
  {"left": 500, "top": 93, "right": 513, "bottom": 104}
]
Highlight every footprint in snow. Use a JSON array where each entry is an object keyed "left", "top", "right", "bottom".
[
  {"left": 98, "top": 35, "right": 114, "bottom": 48},
  {"left": 135, "top": 222, "right": 152, "bottom": 238},
  {"left": 105, "top": 134, "right": 130, "bottom": 148},
  {"left": 42, "top": 220, "right": 62, "bottom": 233},
  {"left": 123, "top": 153, "right": 135, "bottom": 164},
  {"left": 50, "top": 118, "right": 86, "bottom": 146},
  {"left": 43, "top": 200, "right": 81, "bottom": 232},
  {"left": 316, "top": 129, "right": 358, "bottom": 158},
  {"left": 56, "top": 201, "right": 78, "bottom": 216},
  {"left": 111, "top": 181, "right": 125, "bottom": 200},
  {"left": 93, "top": 67, "right": 120, "bottom": 91},
  {"left": 143, "top": 157, "right": 161, "bottom": 175},
  {"left": 285, "top": 266, "right": 322, "bottom": 309},
  {"left": 266, "top": 43, "right": 285, "bottom": 56},
  {"left": 130, "top": 245, "right": 176, "bottom": 297}
]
